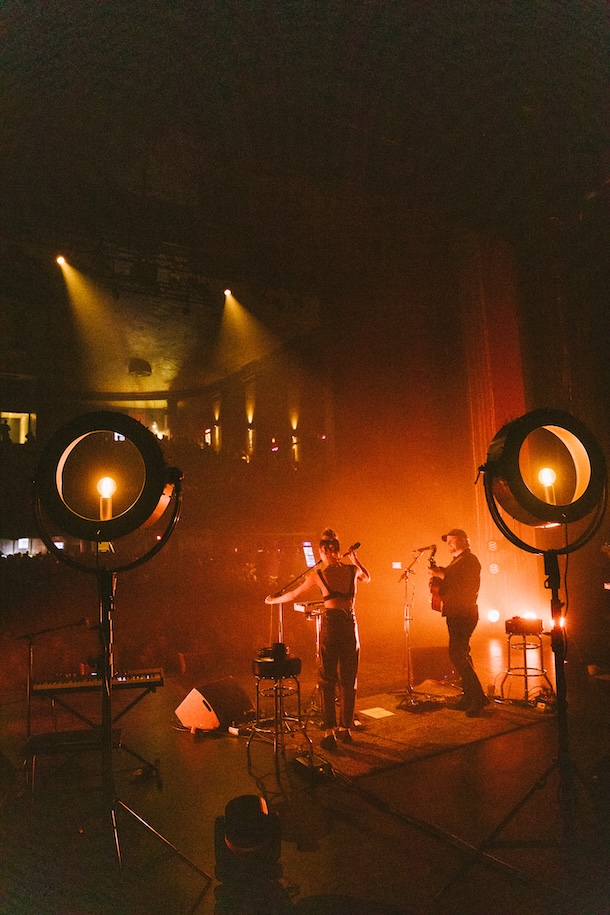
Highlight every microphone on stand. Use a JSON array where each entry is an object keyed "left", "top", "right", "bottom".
[{"left": 415, "top": 544, "right": 436, "bottom": 552}]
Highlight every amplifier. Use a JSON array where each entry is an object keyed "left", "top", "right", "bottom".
[{"left": 505, "top": 617, "right": 543, "bottom": 635}]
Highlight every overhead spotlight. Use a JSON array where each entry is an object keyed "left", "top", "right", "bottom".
[
  {"left": 224, "top": 288, "right": 231, "bottom": 296},
  {"left": 56, "top": 255, "right": 66, "bottom": 265}
]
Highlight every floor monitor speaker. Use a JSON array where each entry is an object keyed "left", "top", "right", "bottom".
[
  {"left": 175, "top": 688, "right": 220, "bottom": 731},
  {"left": 175, "top": 676, "right": 254, "bottom": 731}
]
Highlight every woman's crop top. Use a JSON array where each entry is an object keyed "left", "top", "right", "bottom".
[{"left": 317, "top": 566, "right": 356, "bottom": 602}]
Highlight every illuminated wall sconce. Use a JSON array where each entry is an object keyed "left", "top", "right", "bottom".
[
  {"left": 291, "top": 433, "right": 299, "bottom": 463},
  {"left": 213, "top": 421, "right": 221, "bottom": 453},
  {"left": 246, "top": 425, "right": 255, "bottom": 459}
]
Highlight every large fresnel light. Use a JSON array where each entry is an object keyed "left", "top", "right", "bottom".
[
  {"left": 477, "top": 408, "right": 607, "bottom": 846},
  {"left": 34, "top": 410, "right": 182, "bottom": 571},
  {"left": 482, "top": 408, "right": 607, "bottom": 553}
]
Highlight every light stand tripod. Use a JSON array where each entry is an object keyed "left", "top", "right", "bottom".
[
  {"left": 32, "top": 411, "right": 212, "bottom": 912},
  {"left": 434, "top": 551, "right": 600, "bottom": 903},
  {"left": 483, "top": 552, "right": 591, "bottom": 846},
  {"left": 434, "top": 409, "right": 609, "bottom": 904},
  {"left": 32, "top": 537, "right": 211, "bottom": 914}
]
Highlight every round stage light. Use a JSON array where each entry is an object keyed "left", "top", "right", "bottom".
[
  {"left": 484, "top": 408, "right": 607, "bottom": 528},
  {"left": 35, "top": 411, "right": 179, "bottom": 542}
]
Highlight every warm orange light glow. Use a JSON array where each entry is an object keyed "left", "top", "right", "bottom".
[
  {"left": 97, "top": 477, "right": 117, "bottom": 499},
  {"left": 56, "top": 255, "right": 66, "bottom": 265},
  {"left": 224, "top": 288, "right": 231, "bottom": 296},
  {"left": 487, "top": 609, "right": 501, "bottom": 623},
  {"left": 97, "top": 476, "right": 117, "bottom": 521},
  {"left": 538, "top": 467, "right": 557, "bottom": 487}
]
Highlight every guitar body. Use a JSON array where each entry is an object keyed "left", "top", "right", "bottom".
[
  {"left": 428, "top": 547, "right": 442, "bottom": 612},
  {"left": 429, "top": 577, "right": 442, "bottom": 612}
]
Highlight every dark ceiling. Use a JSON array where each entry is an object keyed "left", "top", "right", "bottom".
[{"left": 2, "top": 0, "right": 608, "bottom": 258}]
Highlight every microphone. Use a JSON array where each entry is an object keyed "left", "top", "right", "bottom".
[
  {"left": 415, "top": 544, "right": 436, "bottom": 552},
  {"left": 342, "top": 541, "right": 361, "bottom": 556}
]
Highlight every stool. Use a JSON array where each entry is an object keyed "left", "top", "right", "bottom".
[
  {"left": 246, "top": 656, "right": 313, "bottom": 769},
  {"left": 498, "top": 632, "right": 555, "bottom": 702}
]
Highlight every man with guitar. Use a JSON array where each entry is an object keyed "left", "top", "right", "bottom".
[{"left": 428, "top": 529, "right": 488, "bottom": 717}]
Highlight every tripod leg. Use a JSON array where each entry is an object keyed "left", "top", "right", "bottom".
[
  {"left": 118, "top": 801, "right": 212, "bottom": 913},
  {"left": 433, "top": 760, "right": 558, "bottom": 903},
  {"left": 110, "top": 802, "right": 122, "bottom": 868}
]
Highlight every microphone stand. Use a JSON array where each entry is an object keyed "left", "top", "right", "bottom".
[
  {"left": 269, "top": 557, "right": 323, "bottom": 646},
  {"left": 396, "top": 550, "right": 436, "bottom": 710}
]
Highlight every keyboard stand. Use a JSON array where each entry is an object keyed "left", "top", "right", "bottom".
[{"left": 30, "top": 683, "right": 164, "bottom": 784}]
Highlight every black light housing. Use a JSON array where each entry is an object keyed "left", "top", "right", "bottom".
[
  {"left": 35, "top": 411, "right": 177, "bottom": 542},
  {"left": 482, "top": 408, "right": 607, "bottom": 553}
]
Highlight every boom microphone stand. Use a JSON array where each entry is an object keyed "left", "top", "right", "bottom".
[
  {"left": 396, "top": 550, "right": 441, "bottom": 710},
  {"left": 396, "top": 551, "right": 422, "bottom": 708}
]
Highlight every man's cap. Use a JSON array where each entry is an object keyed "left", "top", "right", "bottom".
[{"left": 442, "top": 528, "right": 468, "bottom": 542}]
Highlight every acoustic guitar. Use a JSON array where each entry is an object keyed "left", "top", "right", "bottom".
[{"left": 428, "top": 546, "right": 442, "bottom": 612}]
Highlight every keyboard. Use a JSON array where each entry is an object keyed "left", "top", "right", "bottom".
[{"left": 32, "top": 668, "right": 164, "bottom": 694}]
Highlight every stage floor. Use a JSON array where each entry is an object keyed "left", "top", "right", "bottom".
[{"left": 1, "top": 637, "right": 609, "bottom": 915}]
